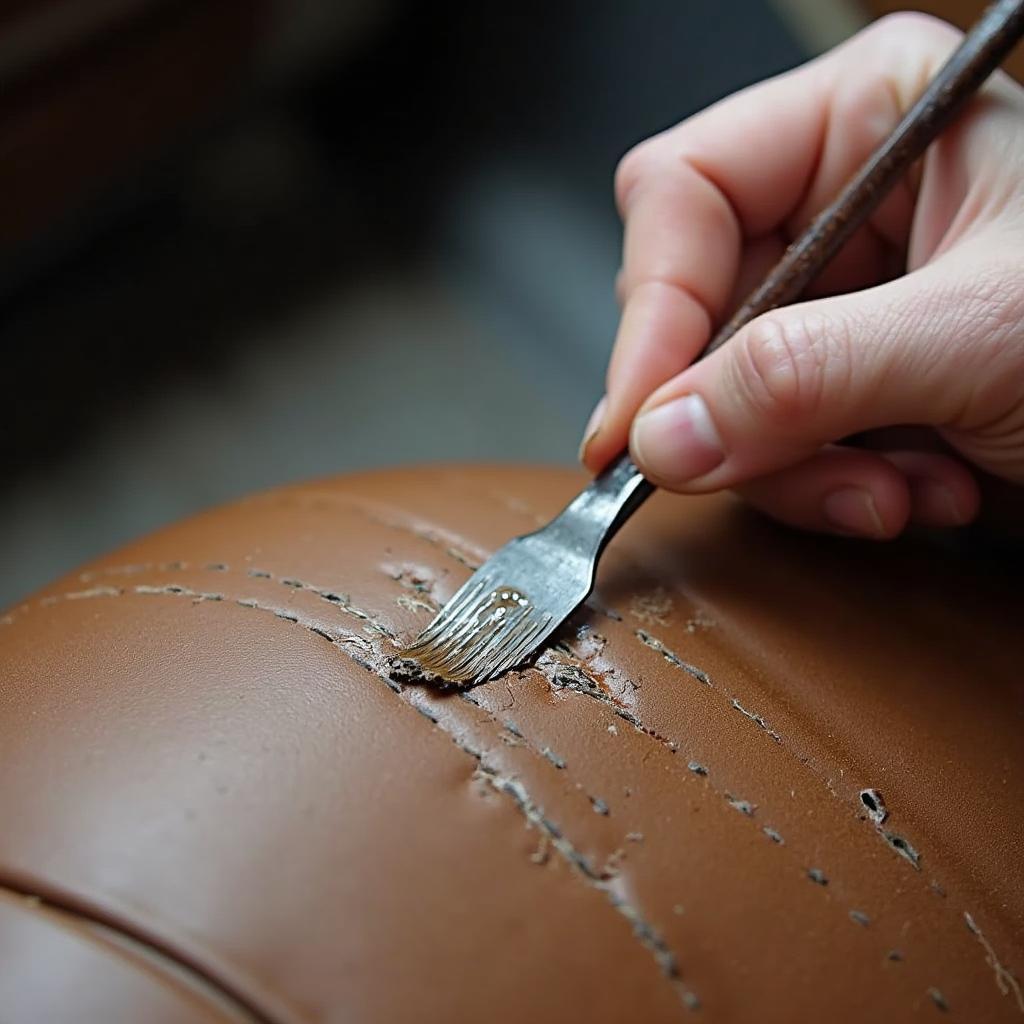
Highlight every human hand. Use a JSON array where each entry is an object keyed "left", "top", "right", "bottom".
[{"left": 580, "top": 13, "right": 1024, "bottom": 538}]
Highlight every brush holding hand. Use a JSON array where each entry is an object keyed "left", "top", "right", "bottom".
[{"left": 581, "top": 13, "right": 1024, "bottom": 539}]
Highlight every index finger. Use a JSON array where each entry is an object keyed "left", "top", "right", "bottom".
[{"left": 582, "top": 13, "right": 960, "bottom": 473}]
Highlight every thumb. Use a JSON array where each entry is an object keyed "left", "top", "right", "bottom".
[{"left": 628, "top": 250, "right": 1024, "bottom": 491}]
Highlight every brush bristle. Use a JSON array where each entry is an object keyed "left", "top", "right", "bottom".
[{"left": 401, "top": 584, "right": 550, "bottom": 685}]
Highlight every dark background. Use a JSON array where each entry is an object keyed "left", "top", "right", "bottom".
[{"left": 0, "top": 0, "right": 912, "bottom": 605}]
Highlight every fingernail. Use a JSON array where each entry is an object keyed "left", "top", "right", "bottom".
[
  {"left": 823, "top": 487, "right": 886, "bottom": 537},
  {"left": 578, "top": 395, "right": 608, "bottom": 462},
  {"left": 630, "top": 394, "right": 725, "bottom": 485}
]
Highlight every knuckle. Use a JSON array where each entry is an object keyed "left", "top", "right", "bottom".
[
  {"left": 614, "top": 139, "right": 660, "bottom": 212},
  {"left": 734, "top": 313, "right": 852, "bottom": 426},
  {"left": 867, "top": 10, "right": 962, "bottom": 50},
  {"left": 841, "top": 14, "right": 964, "bottom": 119},
  {"left": 959, "top": 261, "right": 1024, "bottom": 338},
  {"left": 943, "top": 261, "right": 1024, "bottom": 424}
]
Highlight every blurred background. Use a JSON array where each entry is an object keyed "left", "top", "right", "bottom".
[{"left": 0, "top": 0, "right": 1011, "bottom": 606}]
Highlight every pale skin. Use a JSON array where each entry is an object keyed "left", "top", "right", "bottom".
[{"left": 580, "top": 13, "right": 1024, "bottom": 539}]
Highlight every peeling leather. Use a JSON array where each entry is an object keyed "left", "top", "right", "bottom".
[{"left": 0, "top": 465, "right": 1022, "bottom": 1022}]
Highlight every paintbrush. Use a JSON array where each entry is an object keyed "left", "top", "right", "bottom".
[{"left": 401, "top": 0, "right": 1024, "bottom": 685}]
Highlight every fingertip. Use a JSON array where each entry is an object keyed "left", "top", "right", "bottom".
[
  {"left": 583, "top": 430, "right": 629, "bottom": 474},
  {"left": 822, "top": 481, "right": 908, "bottom": 539},
  {"left": 579, "top": 432, "right": 610, "bottom": 473},
  {"left": 881, "top": 450, "right": 981, "bottom": 527},
  {"left": 578, "top": 396, "right": 608, "bottom": 465},
  {"left": 578, "top": 433, "right": 607, "bottom": 474},
  {"left": 578, "top": 395, "right": 635, "bottom": 475},
  {"left": 844, "top": 457, "right": 912, "bottom": 539},
  {"left": 737, "top": 447, "right": 911, "bottom": 539},
  {"left": 905, "top": 477, "right": 979, "bottom": 527},
  {"left": 629, "top": 393, "right": 726, "bottom": 491}
]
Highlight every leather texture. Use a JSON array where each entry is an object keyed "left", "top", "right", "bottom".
[{"left": 0, "top": 465, "right": 1021, "bottom": 1022}]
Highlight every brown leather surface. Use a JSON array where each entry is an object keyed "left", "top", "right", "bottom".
[
  {"left": 0, "top": 465, "right": 1021, "bottom": 1022},
  {"left": 0, "top": 887, "right": 248, "bottom": 1022}
]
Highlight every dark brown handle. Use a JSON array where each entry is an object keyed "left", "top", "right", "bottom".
[{"left": 701, "top": 0, "right": 1024, "bottom": 357}]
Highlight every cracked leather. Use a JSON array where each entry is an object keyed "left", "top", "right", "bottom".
[{"left": 0, "top": 465, "right": 1021, "bottom": 1022}]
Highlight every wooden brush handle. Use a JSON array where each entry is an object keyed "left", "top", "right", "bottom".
[{"left": 700, "top": 0, "right": 1024, "bottom": 357}]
